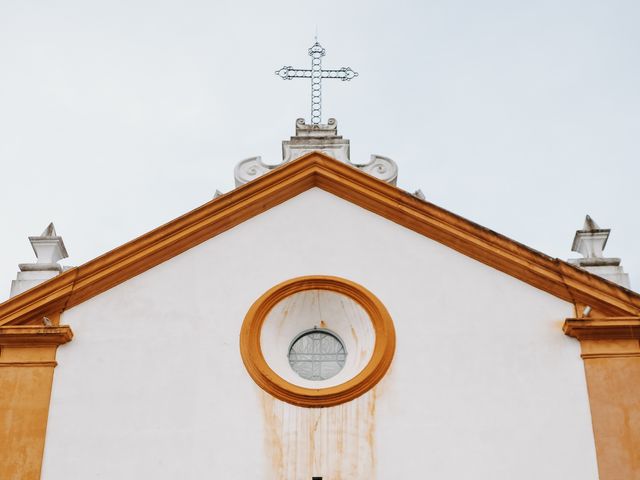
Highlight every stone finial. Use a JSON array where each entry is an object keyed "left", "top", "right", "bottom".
[
  {"left": 10, "top": 223, "right": 70, "bottom": 297},
  {"left": 234, "top": 118, "right": 398, "bottom": 186},
  {"left": 568, "top": 215, "right": 630, "bottom": 288},
  {"left": 28, "top": 222, "right": 68, "bottom": 265},
  {"left": 571, "top": 215, "right": 610, "bottom": 260}
]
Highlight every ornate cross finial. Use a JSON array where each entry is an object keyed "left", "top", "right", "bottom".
[{"left": 275, "top": 41, "right": 358, "bottom": 125}]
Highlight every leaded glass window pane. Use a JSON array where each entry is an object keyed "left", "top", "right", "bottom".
[{"left": 288, "top": 330, "right": 347, "bottom": 381}]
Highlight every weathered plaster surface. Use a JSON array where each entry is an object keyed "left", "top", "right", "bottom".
[
  {"left": 41, "top": 188, "right": 596, "bottom": 479},
  {"left": 261, "top": 390, "right": 376, "bottom": 480}
]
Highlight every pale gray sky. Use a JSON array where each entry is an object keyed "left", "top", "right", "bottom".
[{"left": 1, "top": 0, "right": 638, "bottom": 302}]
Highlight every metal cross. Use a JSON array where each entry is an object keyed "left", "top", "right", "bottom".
[{"left": 275, "top": 41, "right": 358, "bottom": 125}]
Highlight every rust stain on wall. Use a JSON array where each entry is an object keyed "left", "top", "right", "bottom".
[
  {"left": 260, "top": 393, "right": 284, "bottom": 476},
  {"left": 260, "top": 389, "right": 377, "bottom": 480}
]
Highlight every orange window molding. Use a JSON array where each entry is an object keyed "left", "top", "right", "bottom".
[{"left": 240, "top": 276, "right": 396, "bottom": 407}]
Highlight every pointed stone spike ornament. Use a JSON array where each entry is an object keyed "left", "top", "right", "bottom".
[
  {"left": 571, "top": 215, "right": 610, "bottom": 259},
  {"left": 9, "top": 222, "right": 70, "bottom": 297},
  {"left": 29, "top": 222, "right": 68, "bottom": 265},
  {"left": 275, "top": 40, "right": 358, "bottom": 125},
  {"left": 568, "top": 215, "right": 630, "bottom": 288}
]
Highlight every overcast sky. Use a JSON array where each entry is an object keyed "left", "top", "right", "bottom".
[{"left": 1, "top": 0, "right": 638, "bottom": 302}]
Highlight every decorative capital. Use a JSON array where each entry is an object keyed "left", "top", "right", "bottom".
[
  {"left": 0, "top": 325, "right": 73, "bottom": 346},
  {"left": 563, "top": 317, "right": 640, "bottom": 340}
]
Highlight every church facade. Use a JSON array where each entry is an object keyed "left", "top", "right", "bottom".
[{"left": 1, "top": 120, "right": 639, "bottom": 480}]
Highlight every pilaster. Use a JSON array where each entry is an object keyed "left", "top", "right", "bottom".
[
  {"left": 0, "top": 325, "right": 73, "bottom": 480},
  {"left": 564, "top": 317, "right": 640, "bottom": 479}
]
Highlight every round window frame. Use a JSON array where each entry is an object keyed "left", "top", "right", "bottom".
[
  {"left": 239, "top": 275, "right": 396, "bottom": 407},
  {"left": 288, "top": 327, "right": 348, "bottom": 381}
]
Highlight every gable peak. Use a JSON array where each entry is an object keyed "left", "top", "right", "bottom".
[{"left": 234, "top": 118, "right": 398, "bottom": 187}]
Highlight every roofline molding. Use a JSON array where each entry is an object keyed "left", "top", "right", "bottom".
[{"left": 1, "top": 152, "right": 639, "bottom": 327}]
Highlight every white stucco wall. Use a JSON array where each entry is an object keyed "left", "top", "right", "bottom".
[{"left": 41, "top": 188, "right": 597, "bottom": 479}]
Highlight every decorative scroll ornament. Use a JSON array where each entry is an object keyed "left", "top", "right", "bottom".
[
  {"left": 234, "top": 156, "right": 272, "bottom": 187},
  {"left": 355, "top": 155, "right": 399, "bottom": 185}
]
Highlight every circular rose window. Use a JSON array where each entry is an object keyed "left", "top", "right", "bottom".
[
  {"left": 239, "top": 276, "right": 395, "bottom": 407},
  {"left": 288, "top": 329, "right": 347, "bottom": 381}
]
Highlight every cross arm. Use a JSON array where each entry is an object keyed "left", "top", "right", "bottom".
[
  {"left": 275, "top": 66, "right": 359, "bottom": 81},
  {"left": 320, "top": 67, "right": 358, "bottom": 81},
  {"left": 275, "top": 66, "right": 312, "bottom": 80}
]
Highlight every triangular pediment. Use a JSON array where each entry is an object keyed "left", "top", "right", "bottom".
[{"left": 1, "top": 151, "right": 639, "bottom": 326}]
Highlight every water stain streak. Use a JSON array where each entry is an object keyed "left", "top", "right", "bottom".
[{"left": 260, "top": 390, "right": 377, "bottom": 480}]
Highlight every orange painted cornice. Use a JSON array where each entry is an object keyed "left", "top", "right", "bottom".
[
  {"left": 563, "top": 317, "right": 640, "bottom": 340},
  {"left": 1, "top": 152, "right": 639, "bottom": 326},
  {"left": 0, "top": 325, "right": 73, "bottom": 346}
]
